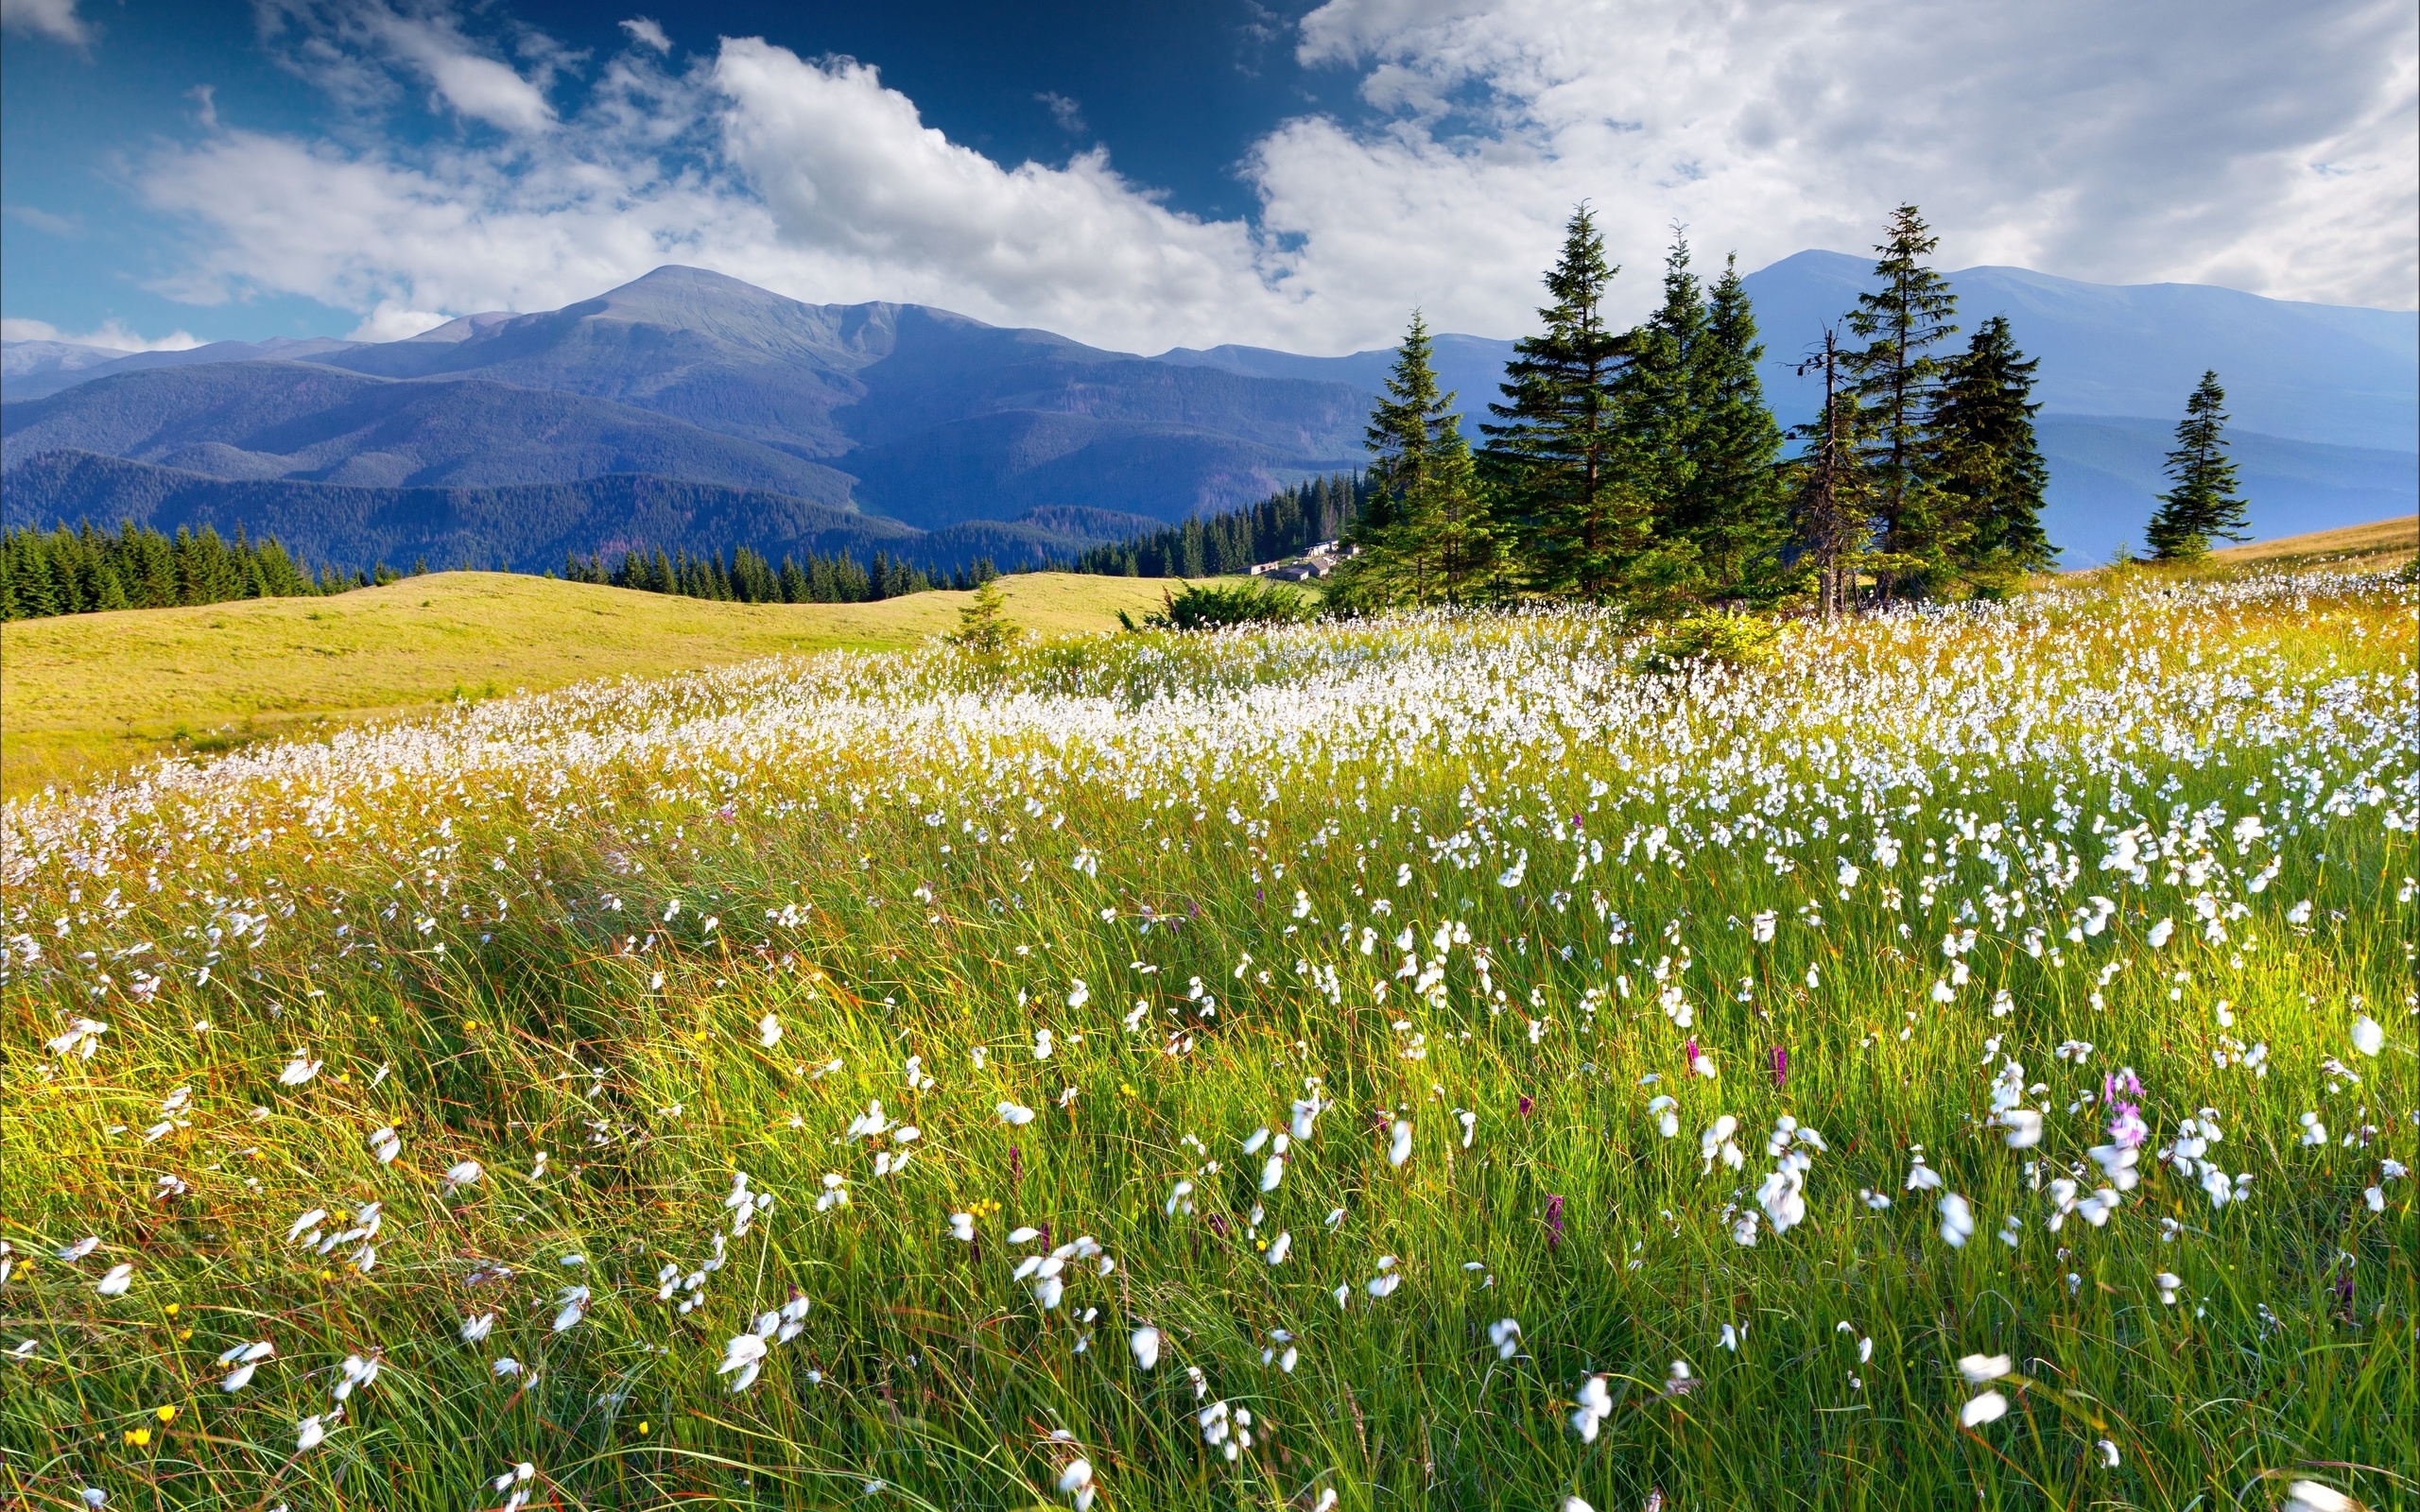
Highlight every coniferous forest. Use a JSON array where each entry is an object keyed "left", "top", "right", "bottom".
[
  {"left": 0, "top": 520, "right": 350, "bottom": 621},
  {"left": 2, "top": 206, "right": 2255, "bottom": 625},
  {"left": 1325, "top": 204, "right": 2095, "bottom": 616},
  {"left": 557, "top": 546, "right": 971, "bottom": 604}
]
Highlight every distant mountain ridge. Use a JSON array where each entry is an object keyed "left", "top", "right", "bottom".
[
  {"left": 0, "top": 451, "right": 1156, "bottom": 576},
  {"left": 5, "top": 257, "right": 2411, "bottom": 567}
]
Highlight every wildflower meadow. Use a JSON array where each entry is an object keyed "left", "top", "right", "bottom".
[{"left": 3, "top": 568, "right": 2412, "bottom": 1511}]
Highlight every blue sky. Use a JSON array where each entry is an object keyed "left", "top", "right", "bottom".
[{"left": 4, "top": 0, "right": 2413, "bottom": 355}]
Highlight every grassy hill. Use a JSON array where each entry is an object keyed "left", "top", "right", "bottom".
[
  {"left": 6, "top": 518, "right": 2397, "bottom": 799},
  {"left": 0, "top": 557, "right": 2405, "bottom": 1512},
  {"left": 2207, "top": 513, "right": 2415, "bottom": 571},
  {"left": 0, "top": 571, "right": 1186, "bottom": 795}
]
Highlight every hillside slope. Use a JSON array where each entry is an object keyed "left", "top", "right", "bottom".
[
  {"left": 1, "top": 360, "right": 859, "bottom": 502},
  {"left": 0, "top": 570, "right": 1188, "bottom": 794}
]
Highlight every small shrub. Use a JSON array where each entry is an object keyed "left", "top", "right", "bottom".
[
  {"left": 1632, "top": 611, "right": 1780, "bottom": 674},
  {"left": 1122, "top": 579, "right": 1311, "bottom": 632}
]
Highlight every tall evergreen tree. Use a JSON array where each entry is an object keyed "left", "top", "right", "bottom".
[
  {"left": 1616, "top": 231, "right": 1708, "bottom": 537},
  {"left": 1679, "top": 252, "right": 1789, "bottom": 598},
  {"left": 1362, "top": 311, "right": 1457, "bottom": 513},
  {"left": 1334, "top": 316, "right": 1485, "bottom": 609},
  {"left": 1483, "top": 204, "right": 1637, "bottom": 599},
  {"left": 1927, "top": 315, "right": 2054, "bottom": 584},
  {"left": 1843, "top": 204, "right": 1960, "bottom": 598},
  {"left": 2145, "top": 370, "right": 2250, "bottom": 560},
  {"left": 1789, "top": 330, "right": 1877, "bottom": 622}
]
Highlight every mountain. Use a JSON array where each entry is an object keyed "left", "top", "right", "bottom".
[
  {"left": 1, "top": 360, "right": 857, "bottom": 504},
  {"left": 0, "top": 451, "right": 1147, "bottom": 576},
  {"left": 2031, "top": 419, "right": 2416, "bottom": 565},
  {"left": 1739, "top": 250, "right": 2417, "bottom": 452},
  {"left": 6, "top": 258, "right": 2410, "bottom": 566},
  {"left": 1157, "top": 255, "right": 2416, "bottom": 562},
  {"left": 2, "top": 335, "right": 361, "bottom": 404}
]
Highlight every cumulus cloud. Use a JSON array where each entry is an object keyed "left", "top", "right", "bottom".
[
  {"left": 1, "top": 317, "right": 203, "bottom": 351},
  {"left": 258, "top": 0, "right": 559, "bottom": 133},
  {"left": 1277, "top": 0, "right": 2417, "bottom": 324},
  {"left": 1, "top": 0, "right": 90, "bottom": 44},
  {"left": 126, "top": 0, "right": 2416, "bottom": 355}
]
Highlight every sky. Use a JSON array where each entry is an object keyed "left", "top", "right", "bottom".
[{"left": 2, "top": 0, "right": 2413, "bottom": 357}]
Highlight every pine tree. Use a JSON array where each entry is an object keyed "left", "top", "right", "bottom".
[
  {"left": 1483, "top": 204, "right": 1635, "bottom": 599},
  {"left": 1927, "top": 315, "right": 2054, "bottom": 587},
  {"left": 1616, "top": 231, "right": 1708, "bottom": 529},
  {"left": 947, "top": 576, "right": 1021, "bottom": 657},
  {"left": 1669, "top": 254, "right": 1789, "bottom": 599},
  {"left": 1355, "top": 312, "right": 1459, "bottom": 544},
  {"left": 2145, "top": 370, "right": 2250, "bottom": 560},
  {"left": 1844, "top": 204, "right": 1960, "bottom": 599},
  {"left": 1789, "top": 330, "right": 1878, "bottom": 622},
  {"left": 1334, "top": 315, "right": 1487, "bottom": 610}
]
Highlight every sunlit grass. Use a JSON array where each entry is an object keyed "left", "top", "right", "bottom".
[{"left": 3, "top": 570, "right": 2412, "bottom": 1511}]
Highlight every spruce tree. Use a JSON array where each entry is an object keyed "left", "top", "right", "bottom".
[
  {"left": 1364, "top": 311, "right": 1456, "bottom": 505},
  {"left": 1680, "top": 252, "right": 1789, "bottom": 598},
  {"left": 1844, "top": 204, "right": 1959, "bottom": 598},
  {"left": 1482, "top": 204, "right": 1635, "bottom": 599},
  {"left": 2145, "top": 370, "right": 2250, "bottom": 560},
  {"left": 1616, "top": 231, "right": 1708, "bottom": 530},
  {"left": 1927, "top": 315, "right": 2054, "bottom": 586},
  {"left": 1334, "top": 313, "right": 1486, "bottom": 610}
]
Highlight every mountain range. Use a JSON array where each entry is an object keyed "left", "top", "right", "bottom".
[{"left": 5, "top": 256, "right": 2412, "bottom": 571}]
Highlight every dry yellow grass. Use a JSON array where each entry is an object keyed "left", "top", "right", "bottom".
[
  {"left": 0, "top": 571, "right": 1187, "bottom": 795},
  {"left": 2207, "top": 514, "right": 2415, "bottom": 569}
]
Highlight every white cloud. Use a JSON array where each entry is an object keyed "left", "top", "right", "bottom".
[
  {"left": 259, "top": 1, "right": 558, "bottom": 134},
  {"left": 1274, "top": 0, "right": 2417, "bottom": 326},
  {"left": 125, "top": 0, "right": 2416, "bottom": 357},
  {"left": 0, "top": 317, "right": 203, "bottom": 351},
  {"left": 619, "top": 17, "right": 669, "bottom": 55},
  {"left": 1, "top": 0, "right": 90, "bottom": 44}
]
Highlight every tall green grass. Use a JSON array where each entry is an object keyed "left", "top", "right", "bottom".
[{"left": 3, "top": 572, "right": 2412, "bottom": 1511}]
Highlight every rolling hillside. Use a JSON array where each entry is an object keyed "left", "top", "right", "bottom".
[{"left": 0, "top": 570, "right": 1192, "bottom": 794}]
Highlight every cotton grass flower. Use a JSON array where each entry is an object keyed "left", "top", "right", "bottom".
[
  {"left": 1959, "top": 1390, "right": 2009, "bottom": 1427},
  {"left": 1130, "top": 1327, "right": 1160, "bottom": 1370},
  {"left": 443, "top": 1160, "right": 484, "bottom": 1193},
  {"left": 96, "top": 1263, "right": 134, "bottom": 1297},
  {"left": 1388, "top": 1119, "right": 1412, "bottom": 1167},
  {"left": 1056, "top": 1457, "right": 1098, "bottom": 1510},
  {"left": 718, "top": 1332, "right": 769, "bottom": 1393},
  {"left": 218, "top": 1340, "right": 274, "bottom": 1391},
  {"left": 2281, "top": 1481, "right": 2361, "bottom": 1512},
  {"left": 1938, "top": 1194, "right": 1976, "bottom": 1247},
  {"left": 1487, "top": 1317, "right": 1521, "bottom": 1359},
  {"left": 1569, "top": 1374, "right": 1613, "bottom": 1441},
  {"left": 368, "top": 1126, "right": 401, "bottom": 1164},
  {"left": 2001, "top": 1109, "right": 2043, "bottom": 1149},
  {"left": 2350, "top": 1015, "right": 2385, "bottom": 1057}
]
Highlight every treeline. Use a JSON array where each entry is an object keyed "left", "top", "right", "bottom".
[
  {"left": 1329, "top": 204, "right": 2076, "bottom": 617},
  {"left": 560, "top": 545, "right": 1003, "bottom": 604},
  {"left": 0, "top": 520, "right": 357, "bottom": 621},
  {"left": 1068, "top": 475, "right": 1367, "bottom": 577},
  {"left": 1331, "top": 202, "right": 2259, "bottom": 616}
]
